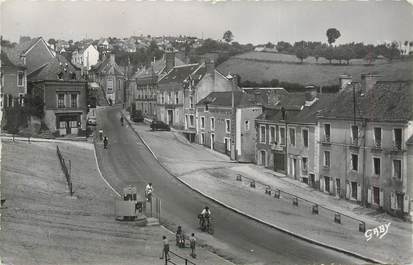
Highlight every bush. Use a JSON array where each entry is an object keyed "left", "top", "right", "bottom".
[{"left": 131, "top": 109, "right": 144, "bottom": 122}]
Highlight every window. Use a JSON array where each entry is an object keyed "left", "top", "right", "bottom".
[
  {"left": 69, "top": 121, "right": 78, "bottom": 128},
  {"left": 59, "top": 121, "right": 66, "bottom": 128},
  {"left": 373, "top": 157, "right": 381, "bottom": 175},
  {"left": 260, "top": 150, "right": 266, "bottom": 166},
  {"left": 57, "top": 93, "right": 65, "bottom": 108},
  {"left": 289, "top": 128, "right": 296, "bottom": 146},
  {"left": 302, "top": 129, "right": 309, "bottom": 148},
  {"left": 189, "top": 115, "right": 194, "bottom": 127},
  {"left": 269, "top": 126, "right": 275, "bottom": 143},
  {"left": 260, "top": 125, "right": 266, "bottom": 143},
  {"left": 302, "top": 157, "right": 308, "bottom": 172},
  {"left": 168, "top": 92, "right": 172, "bottom": 104},
  {"left": 279, "top": 127, "right": 286, "bottom": 145},
  {"left": 351, "top": 182, "right": 357, "bottom": 199},
  {"left": 175, "top": 91, "right": 179, "bottom": 104},
  {"left": 374, "top": 127, "right": 382, "bottom": 147},
  {"left": 71, "top": 94, "right": 78, "bottom": 108},
  {"left": 245, "top": 120, "right": 250, "bottom": 131},
  {"left": 189, "top": 96, "right": 194, "bottom": 108},
  {"left": 200, "top": 133, "right": 205, "bottom": 145},
  {"left": 200, "top": 116, "right": 205, "bottom": 129},
  {"left": 210, "top": 117, "right": 215, "bottom": 131},
  {"left": 17, "top": 71, "right": 24, "bottom": 86},
  {"left": 225, "top": 119, "right": 231, "bottom": 133},
  {"left": 324, "top": 176, "right": 330, "bottom": 193},
  {"left": 393, "top": 160, "right": 402, "bottom": 179},
  {"left": 351, "top": 154, "right": 358, "bottom": 171},
  {"left": 161, "top": 93, "right": 165, "bottom": 104},
  {"left": 324, "top": 124, "right": 330, "bottom": 142},
  {"left": 394, "top": 128, "right": 402, "bottom": 150},
  {"left": 324, "top": 151, "right": 330, "bottom": 168},
  {"left": 351, "top": 125, "right": 358, "bottom": 145}
]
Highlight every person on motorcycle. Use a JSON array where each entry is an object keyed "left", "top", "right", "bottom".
[
  {"left": 120, "top": 116, "right": 124, "bottom": 126},
  {"left": 145, "top": 183, "right": 153, "bottom": 202},
  {"left": 200, "top": 206, "right": 211, "bottom": 230},
  {"left": 103, "top": 136, "right": 108, "bottom": 149}
]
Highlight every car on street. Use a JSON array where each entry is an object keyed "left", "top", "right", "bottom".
[
  {"left": 87, "top": 117, "right": 97, "bottom": 126},
  {"left": 150, "top": 120, "right": 171, "bottom": 131}
]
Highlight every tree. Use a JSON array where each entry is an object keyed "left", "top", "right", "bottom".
[
  {"left": 313, "top": 45, "right": 323, "bottom": 62},
  {"left": 276, "top": 41, "right": 293, "bottom": 54},
  {"left": 48, "top": 38, "right": 57, "bottom": 46},
  {"left": 265, "top": 42, "right": 275, "bottom": 49},
  {"left": 326, "top": 28, "right": 341, "bottom": 45},
  {"left": 323, "top": 47, "right": 334, "bottom": 64},
  {"left": 342, "top": 46, "right": 355, "bottom": 64},
  {"left": 223, "top": 30, "right": 234, "bottom": 43},
  {"left": 295, "top": 47, "right": 308, "bottom": 63}
]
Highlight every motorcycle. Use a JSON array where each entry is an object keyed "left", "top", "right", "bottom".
[{"left": 198, "top": 214, "right": 214, "bottom": 234}]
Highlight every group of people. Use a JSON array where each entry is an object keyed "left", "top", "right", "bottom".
[{"left": 161, "top": 229, "right": 197, "bottom": 262}]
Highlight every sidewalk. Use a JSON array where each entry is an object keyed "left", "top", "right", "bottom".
[
  {"left": 123, "top": 111, "right": 413, "bottom": 264},
  {"left": 0, "top": 140, "right": 232, "bottom": 265}
]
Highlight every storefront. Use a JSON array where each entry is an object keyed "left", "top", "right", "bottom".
[{"left": 56, "top": 113, "right": 81, "bottom": 136}]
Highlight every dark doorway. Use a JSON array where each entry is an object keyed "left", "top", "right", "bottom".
[{"left": 274, "top": 153, "right": 285, "bottom": 172}]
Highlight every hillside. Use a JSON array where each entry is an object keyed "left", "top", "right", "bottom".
[{"left": 217, "top": 51, "right": 413, "bottom": 86}]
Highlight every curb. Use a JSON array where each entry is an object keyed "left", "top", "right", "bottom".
[
  {"left": 121, "top": 111, "right": 384, "bottom": 264},
  {"left": 92, "top": 142, "right": 122, "bottom": 198},
  {"left": 0, "top": 135, "right": 89, "bottom": 143}
]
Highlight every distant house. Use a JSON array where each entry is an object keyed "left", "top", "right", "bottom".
[
  {"left": 90, "top": 53, "right": 125, "bottom": 104},
  {"left": 182, "top": 60, "right": 234, "bottom": 142},
  {"left": 1, "top": 50, "right": 27, "bottom": 108},
  {"left": 156, "top": 53, "right": 204, "bottom": 129},
  {"left": 196, "top": 86, "right": 266, "bottom": 162},
  {"left": 71, "top": 44, "right": 99, "bottom": 70},
  {"left": 1, "top": 37, "right": 55, "bottom": 108},
  {"left": 28, "top": 54, "right": 87, "bottom": 136},
  {"left": 97, "top": 38, "right": 110, "bottom": 50}
]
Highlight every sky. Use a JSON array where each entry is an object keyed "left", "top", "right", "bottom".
[{"left": 1, "top": 0, "right": 413, "bottom": 45}]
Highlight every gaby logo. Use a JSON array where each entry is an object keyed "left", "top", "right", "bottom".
[{"left": 365, "top": 222, "right": 391, "bottom": 241}]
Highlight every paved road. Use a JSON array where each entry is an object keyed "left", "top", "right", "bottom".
[{"left": 95, "top": 106, "right": 364, "bottom": 265}]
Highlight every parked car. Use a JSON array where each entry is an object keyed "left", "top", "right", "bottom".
[
  {"left": 87, "top": 117, "right": 97, "bottom": 126},
  {"left": 150, "top": 120, "right": 171, "bottom": 131}
]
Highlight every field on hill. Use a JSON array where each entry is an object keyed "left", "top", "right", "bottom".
[{"left": 217, "top": 51, "right": 413, "bottom": 86}]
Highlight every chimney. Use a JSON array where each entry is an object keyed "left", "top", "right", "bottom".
[
  {"left": 339, "top": 74, "right": 352, "bottom": 90},
  {"left": 110, "top": 53, "right": 116, "bottom": 64},
  {"left": 361, "top": 73, "right": 380, "bottom": 92},
  {"left": 165, "top": 50, "right": 175, "bottom": 72},
  {"left": 281, "top": 107, "right": 286, "bottom": 120},
  {"left": 304, "top": 86, "right": 318, "bottom": 107}
]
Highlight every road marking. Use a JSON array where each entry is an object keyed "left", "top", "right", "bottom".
[{"left": 92, "top": 143, "right": 121, "bottom": 198}]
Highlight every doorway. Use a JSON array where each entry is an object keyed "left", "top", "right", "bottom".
[{"left": 167, "top": 109, "right": 173, "bottom": 126}]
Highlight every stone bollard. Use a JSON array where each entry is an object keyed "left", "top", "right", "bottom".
[
  {"left": 236, "top": 174, "right": 242, "bottom": 181},
  {"left": 312, "top": 204, "right": 319, "bottom": 215},
  {"left": 292, "top": 197, "right": 298, "bottom": 206},
  {"left": 250, "top": 180, "right": 256, "bottom": 188},
  {"left": 265, "top": 186, "right": 271, "bottom": 195},
  {"left": 274, "top": 189, "right": 281, "bottom": 199},
  {"left": 334, "top": 213, "right": 341, "bottom": 224},
  {"left": 359, "top": 221, "right": 366, "bottom": 233}
]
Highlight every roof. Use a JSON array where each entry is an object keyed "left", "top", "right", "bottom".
[
  {"left": 158, "top": 63, "right": 202, "bottom": 85},
  {"left": 92, "top": 55, "right": 124, "bottom": 76},
  {"left": 407, "top": 135, "right": 413, "bottom": 145},
  {"left": 28, "top": 54, "right": 80, "bottom": 81},
  {"left": 319, "top": 81, "right": 413, "bottom": 122},
  {"left": 289, "top": 94, "right": 337, "bottom": 123},
  {"left": 134, "top": 55, "right": 185, "bottom": 79},
  {"left": 197, "top": 91, "right": 264, "bottom": 108}
]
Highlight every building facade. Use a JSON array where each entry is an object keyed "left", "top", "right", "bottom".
[
  {"left": 317, "top": 77, "right": 413, "bottom": 217},
  {"left": 71, "top": 44, "right": 99, "bottom": 70}
]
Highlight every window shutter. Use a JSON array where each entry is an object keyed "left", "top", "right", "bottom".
[
  {"left": 346, "top": 183, "right": 350, "bottom": 199},
  {"left": 379, "top": 190, "right": 384, "bottom": 207},
  {"left": 320, "top": 178, "right": 325, "bottom": 192},
  {"left": 329, "top": 178, "right": 334, "bottom": 194},
  {"left": 357, "top": 183, "right": 362, "bottom": 201},
  {"left": 390, "top": 192, "right": 396, "bottom": 210},
  {"left": 403, "top": 195, "right": 409, "bottom": 213},
  {"left": 367, "top": 188, "right": 372, "bottom": 204}
]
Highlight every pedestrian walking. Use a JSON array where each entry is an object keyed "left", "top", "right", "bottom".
[
  {"left": 189, "top": 233, "right": 196, "bottom": 258},
  {"left": 176, "top": 226, "right": 185, "bottom": 248},
  {"left": 160, "top": 236, "right": 170, "bottom": 263}
]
